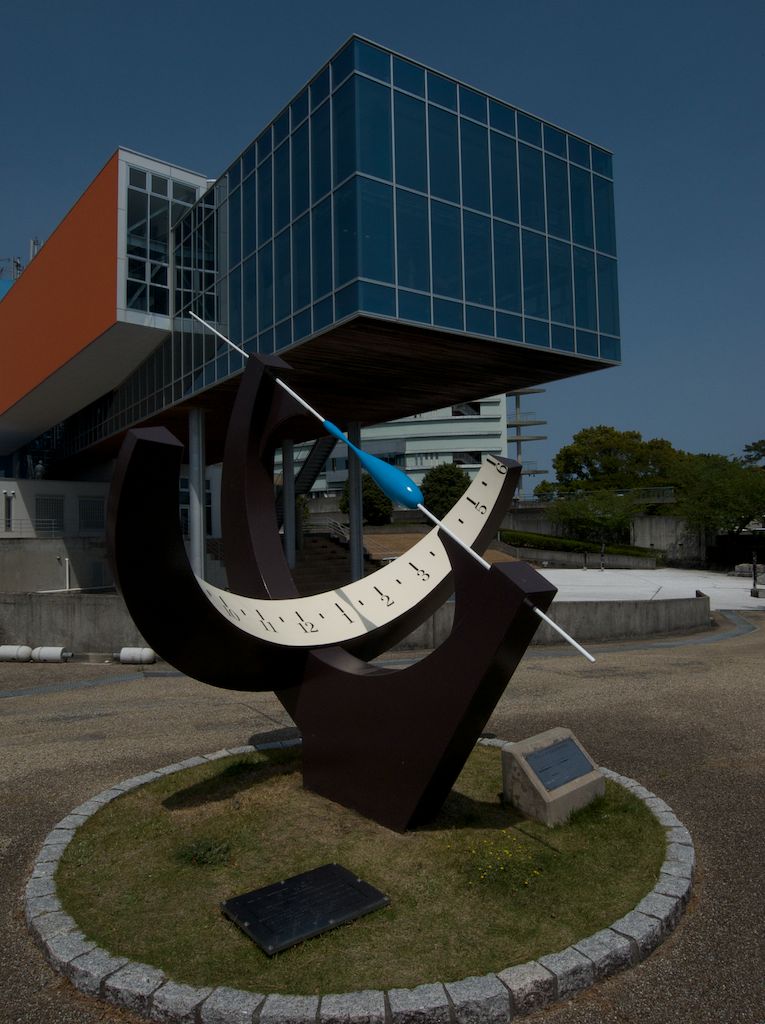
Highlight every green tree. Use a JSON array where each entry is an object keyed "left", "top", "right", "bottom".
[
  {"left": 673, "top": 454, "right": 765, "bottom": 535},
  {"left": 546, "top": 490, "right": 638, "bottom": 544},
  {"left": 536, "top": 425, "right": 679, "bottom": 497},
  {"left": 421, "top": 462, "right": 471, "bottom": 520},
  {"left": 339, "top": 474, "right": 393, "bottom": 525},
  {"left": 741, "top": 439, "right": 765, "bottom": 466}
]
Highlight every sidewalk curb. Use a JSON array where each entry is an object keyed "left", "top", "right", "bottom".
[{"left": 24, "top": 738, "right": 694, "bottom": 1022}]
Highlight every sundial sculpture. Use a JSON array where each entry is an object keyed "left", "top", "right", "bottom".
[{"left": 107, "top": 316, "right": 592, "bottom": 832}]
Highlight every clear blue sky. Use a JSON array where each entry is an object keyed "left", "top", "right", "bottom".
[{"left": 2, "top": 0, "right": 763, "bottom": 477}]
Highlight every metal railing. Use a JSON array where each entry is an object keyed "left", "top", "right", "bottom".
[{"left": 0, "top": 517, "right": 64, "bottom": 538}]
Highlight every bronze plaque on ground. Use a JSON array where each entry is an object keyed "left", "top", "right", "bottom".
[{"left": 221, "top": 863, "right": 389, "bottom": 954}]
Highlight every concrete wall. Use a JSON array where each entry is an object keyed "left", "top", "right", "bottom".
[
  {"left": 500, "top": 545, "right": 656, "bottom": 570},
  {"left": 0, "top": 592, "right": 145, "bottom": 652},
  {"left": 0, "top": 479, "right": 110, "bottom": 538},
  {"left": 395, "top": 593, "right": 710, "bottom": 650},
  {"left": 631, "top": 515, "right": 706, "bottom": 564},
  {"left": 0, "top": 589, "right": 711, "bottom": 655},
  {"left": 0, "top": 538, "right": 114, "bottom": 592}
]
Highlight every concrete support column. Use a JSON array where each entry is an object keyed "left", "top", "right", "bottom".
[
  {"left": 347, "top": 422, "right": 365, "bottom": 582},
  {"left": 282, "top": 440, "right": 296, "bottom": 570},
  {"left": 188, "top": 408, "right": 206, "bottom": 579}
]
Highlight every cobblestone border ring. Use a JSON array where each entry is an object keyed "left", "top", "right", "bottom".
[{"left": 24, "top": 737, "right": 695, "bottom": 1022}]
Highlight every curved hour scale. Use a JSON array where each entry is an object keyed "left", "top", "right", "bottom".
[{"left": 108, "top": 355, "right": 556, "bottom": 831}]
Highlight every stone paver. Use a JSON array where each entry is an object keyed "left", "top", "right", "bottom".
[
  {"left": 496, "top": 961, "right": 556, "bottom": 1014},
  {"left": 201, "top": 986, "right": 265, "bottom": 1024},
  {"left": 319, "top": 990, "right": 386, "bottom": 1024},
  {"left": 103, "top": 961, "right": 167, "bottom": 1015},
  {"left": 388, "top": 983, "right": 451, "bottom": 1024},
  {"left": 537, "top": 948, "right": 594, "bottom": 1000},
  {"left": 67, "top": 948, "right": 130, "bottom": 996},
  {"left": 573, "top": 929, "right": 634, "bottom": 979},
  {"left": 259, "top": 994, "right": 320, "bottom": 1024},
  {"left": 149, "top": 981, "right": 213, "bottom": 1022},
  {"left": 444, "top": 974, "right": 510, "bottom": 1024}
]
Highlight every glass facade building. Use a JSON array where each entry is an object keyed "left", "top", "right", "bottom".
[
  {"left": 173, "top": 35, "right": 619, "bottom": 390},
  {"left": 19, "top": 36, "right": 620, "bottom": 466}
]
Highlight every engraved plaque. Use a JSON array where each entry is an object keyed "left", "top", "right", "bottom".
[
  {"left": 221, "top": 863, "right": 389, "bottom": 954},
  {"left": 526, "top": 737, "right": 594, "bottom": 791}
]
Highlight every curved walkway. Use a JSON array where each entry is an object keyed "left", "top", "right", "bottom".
[{"left": 1, "top": 612, "right": 763, "bottom": 1023}]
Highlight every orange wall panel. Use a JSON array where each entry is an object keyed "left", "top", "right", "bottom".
[{"left": 0, "top": 153, "right": 119, "bottom": 416}]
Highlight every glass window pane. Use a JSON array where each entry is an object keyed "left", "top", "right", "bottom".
[
  {"left": 129, "top": 168, "right": 146, "bottom": 189},
  {"left": 568, "top": 137, "right": 590, "bottom": 167},
  {"left": 275, "top": 319, "right": 292, "bottom": 349},
  {"left": 313, "top": 296, "right": 333, "bottom": 331},
  {"left": 151, "top": 173, "right": 168, "bottom": 196},
  {"left": 570, "top": 166, "right": 594, "bottom": 247},
  {"left": 291, "top": 88, "right": 309, "bottom": 128},
  {"left": 433, "top": 297, "right": 463, "bottom": 330},
  {"left": 594, "top": 175, "right": 616, "bottom": 255},
  {"left": 259, "top": 327, "right": 274, "bottom": 354},
  {"left": 228, "top": 187, "right": 241, "bottom": 269},
  {"left": 525, "top": 318, "right": 549, "bottom": 346},
  {"left": 173, "top": 182, "right": 197, "bottom": 204},
  {"left": 335, "top": 281, "right": 359, "bottom": 319},
  {"left": 148, "top": 194, "right": 169, "bottom": 262},
  {"left": 257, "top": 158, "right": 272, "bottom": 246},
  {"left": 574, "top": 247, "right": 597, "bottom": 329},
  {"left": 310, "top": 66, "right": 330, "bottom": 109},
  {"left": 257, "top": 127, "right": 272, "bottom": 163},
  {"left": 548, "top": 239, "right": 573, "bottom": 324},
  {"left": 311, "top": 100, "right": 331, "bottom": 202},
  {"left": 312, "top": 198, "right": 332, "bottom": 298},
  {"left": 359, "top": 281, "right": 395, "bottom": 315},
  {"left": 333, "top": 77, "right": 356, "bottom": 184},
  {"left": 592, "top": 147, "right": 613, "bottom": 178},
  {"left": 291, "top": 122, "right": 309, "bottom": 218},
  {"left": 489, "top": 100, "right": 515, "bottom": 136},
  {"left": 229, "top": 265, "right": 242, "bottom": 343},
  {"left": 358, "top": 178, "right": 394, "bottom": 283},
  {"left": 127, "top": 189, "right": 147, "bottom": 256},
  {"left": 576, "top": 330, "right": 598, "bottom": 356},
  {"left": 522, "top": 230, "right": 548, "bottom": 319},
  {"left": 490, "top": 132, "right": 518, "bottom": 223},
  {"left": 356, "top": 39, "right": 390, "bottom": 81},
  {"left": 463, "top": 211, "right": 492, "bottom": 306},
  {"left": 331, "top": 40, "right": 354, "bottom": 87},
  {"left": 552, "top": 323, "right": 575, "bottom": 351},
  {"left": 258, "top": 242, "right": 273, "bottom": 330},
  {"left": 466, "top": 305, "right": 493, "bottom": 335},
  {"left": 274, "top": 229, "right": 291, "bottom": 322},
  {"left": 242, "top": 172, "right": 257, "bottom": 257},
  {"left": 394, "top": 93, "right": 427, "bottom": 192},
  {"left": 292, "top": 214, "right": 311, "bottom": 311},
  {"left": 428, "top": 106, "right": 460, "bottom": 203},
  {"left": 460, "top": 120, "right": 489, "bottom": 213},
  {"left": 393, "top": 57, "right": 424, "bottom": 96},
  {"left": 600, "top": 335, "right": 620, "bottom": 360},
  {"left": 293, "top": 308, "right": 312, "bottom": 340},
  {"left": 519, "top": 144, "right": 545, "bottom": 231},
  {"left": 427, "top": 72, "right": 457, "bottom": 109},
  {"left": 544, "top": 125, "right": 566, "bottom": 157},
  {"left": 273, "top": 142, "right": 290, "bottom": 233},
  {"left": 398, "top": 289, "right": 431, "bottom": 323},
  {"left": 243, "top": 255, "right": 256, "bottom": 339},
  {"left": 396, "top": 189, "right": 430, "bottom": 292},
  {"left": 545, "top": 154, "right": 570, "bottom": 240},
  {"left": 493, "top": 221, "right": 521, "bottom": 312},
  {"left": 274, "top": 110, "right": 290, "bottom": 147},
  {"left": 242, "top": 142, "right": 257, "bottom": 178},
  {"left": 357, "top": 76, "right": 392, "bottom": 180},
  {"left": 431, "top": 200, "right": 462, "bottom": 299},
  {"left": 460, "top": 86, "right": 486, "bottom": 123},
  {"left": 597, "top": 255, "right": 620, "bottom": 335},
  {"left": 497, "top": 311, "right": 522, "bottom": 341},
  {"left": 517, "top": 113, "right": 542, "bottom": 147},
  {"left": 334, "top": 178, "right": 358, "bottom": 287}
]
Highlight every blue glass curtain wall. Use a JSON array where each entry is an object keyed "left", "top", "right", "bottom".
[{"left": 163, "top": 34, "right": 621, "bottom": 429}]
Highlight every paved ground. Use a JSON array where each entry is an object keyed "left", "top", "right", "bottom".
[
  {"left": 1, "top": 615, "right": 763, "bottom": 1024},
  {"left": 542, "top": 567, "right": 765, "bottom": 611}
]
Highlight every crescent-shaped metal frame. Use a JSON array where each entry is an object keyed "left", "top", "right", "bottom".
[{"left": 107, "top": 355, "right": 557, "bottom": 830}]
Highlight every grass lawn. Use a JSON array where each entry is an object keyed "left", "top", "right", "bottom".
[{"left": 56, "top": 746, "right": 665, "bottom": 995}]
